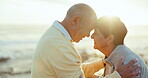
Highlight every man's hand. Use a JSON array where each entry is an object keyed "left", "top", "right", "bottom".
[{"left": 115, "top": 57, "right": 141, "bottom": 78}]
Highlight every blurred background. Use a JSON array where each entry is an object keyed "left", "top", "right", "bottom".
[{"left": 0, "top": 0, "right": 148, "bottom": 78}]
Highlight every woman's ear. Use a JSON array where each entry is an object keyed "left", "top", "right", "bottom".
[{"left": 107, "top": 34, "right": 114, "bottom": 46}]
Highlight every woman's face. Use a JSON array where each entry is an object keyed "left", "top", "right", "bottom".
[{"left": 91, "top": 29, "right": 108, "bottom": 50}]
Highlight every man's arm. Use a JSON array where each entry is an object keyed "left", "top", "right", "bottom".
[{"left": 81, "top": 60, "right": 104, "bottom": 78}]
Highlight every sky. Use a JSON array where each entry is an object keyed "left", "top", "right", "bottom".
[{"left": 0, "top": 0, "right": 148, "bottom": 26}]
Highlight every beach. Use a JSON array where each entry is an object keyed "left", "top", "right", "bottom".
[{"left": 0, "top": 25, "right": 148, "bottom": 78}]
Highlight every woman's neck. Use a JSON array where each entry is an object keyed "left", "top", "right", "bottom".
[{"left": 101, "top": 45, "right": 116, "bottom": 57}]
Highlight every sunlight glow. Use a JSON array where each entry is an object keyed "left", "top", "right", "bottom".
[{"left": 70, "top": 0, "right": 148, "bottom": 26}]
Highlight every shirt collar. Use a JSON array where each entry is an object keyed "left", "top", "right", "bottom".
[
  {"left": 103, "top": 45, "right": 125, "bottom": 69},
  {"left": 53, "top": 20, "right": 72, "bottom": 41}
]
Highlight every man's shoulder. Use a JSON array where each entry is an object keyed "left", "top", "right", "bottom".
[
  {"left": 40, "top": 26, "right": 70, "bottom": 44},
  {"left": 43, "top": 26, "right": 63, "bottom": 38}
]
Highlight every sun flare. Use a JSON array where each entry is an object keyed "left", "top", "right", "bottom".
[{"left": 70, "top": 0, "right": 148, "bottom": 26}]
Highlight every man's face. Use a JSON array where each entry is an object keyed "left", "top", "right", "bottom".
[
  {"left": 73, "top": 18, "right": 95, "bottom": 42},
  {"left": 91, "top": 29, "right": 108, "bottom": 50}
]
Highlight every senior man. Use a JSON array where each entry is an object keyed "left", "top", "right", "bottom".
[{"left": 31, "top": 3, "right": 140, "bottom": 78}]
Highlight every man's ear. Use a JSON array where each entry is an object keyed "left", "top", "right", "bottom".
[
  {"left": 107, "top": 34, "right": 114, "bottom": 46},
  {"left": 72, "top": 16, "right": 80, "bottom": 26}
]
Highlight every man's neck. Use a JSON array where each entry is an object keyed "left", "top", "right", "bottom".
[
  {"left": 60, "top": 20, "right": 70, "bottom": 34},
  {"left": 60, "top": 19, "right": 74, "bottom": 40}
]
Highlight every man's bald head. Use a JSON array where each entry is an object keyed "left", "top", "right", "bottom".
[{"left": 66, "top": 3, "right": 96, "bottom": 19}]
